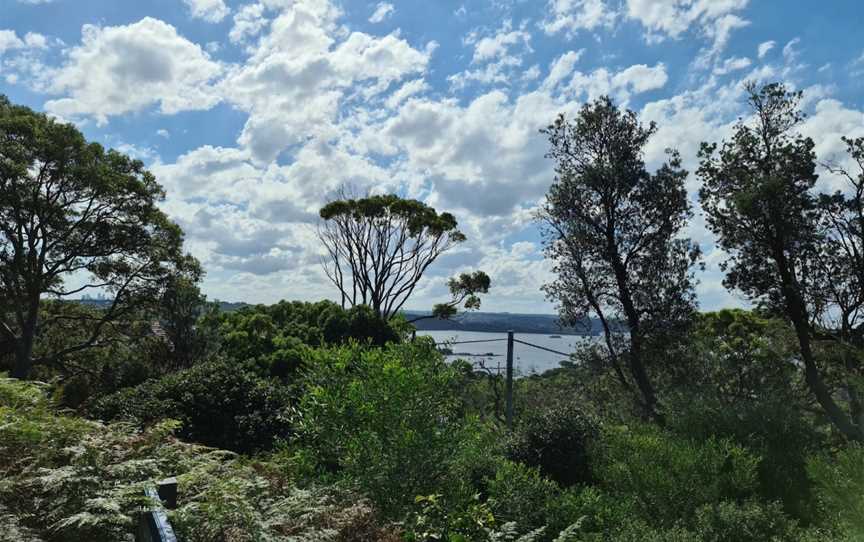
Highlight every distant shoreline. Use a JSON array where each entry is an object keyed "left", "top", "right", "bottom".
[{"left": 72, "top": 298, "right": 611, "bottom": 336}]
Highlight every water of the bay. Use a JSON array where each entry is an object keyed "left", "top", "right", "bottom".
[{"left": 418, "top": 330, "right": 593, "bottom": 376}]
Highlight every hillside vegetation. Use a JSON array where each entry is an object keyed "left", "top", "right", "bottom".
[{"left": 2, "top": 84, "right": 864, "bottom": 540}]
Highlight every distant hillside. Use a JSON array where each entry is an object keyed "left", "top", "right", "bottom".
[
  {"left": 403, "top": 311, "right": 611, "bottom": 336},
  {"left": 72, "top": 298, "right": 607, "bottom": 335},
  {"left": 76, "top": 298, "right": 249, "bottom": 312}
]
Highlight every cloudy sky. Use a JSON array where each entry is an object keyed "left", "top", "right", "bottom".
[{"left": 2, "top": 0, "right": 863, "bottom": 313}]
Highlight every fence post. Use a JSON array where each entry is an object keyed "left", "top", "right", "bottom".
[{"left": 506, "top": 330, "right": 514, "bottom": 430}]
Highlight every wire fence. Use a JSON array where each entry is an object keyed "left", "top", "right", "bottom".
[{"left": 429, "top": 333, "right": 576, "bottom": 372}]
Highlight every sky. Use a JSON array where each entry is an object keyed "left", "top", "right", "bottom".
[{"left": 1, "top": 0, "right": 863, "bottom": 314}]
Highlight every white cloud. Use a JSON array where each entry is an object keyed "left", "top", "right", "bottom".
[
  {"left": 551, "top": 62, "right": 668, "bottom": 103},
  {"left": 782, "top": 37, "right": 801, "bottom": 63},
  {"left": 714, "top": 56, "right": 751, "bottom": 75},
  {"left": 757, "top": 40, "right": 775, "bottom": 59},
  {"left": 368, "top": 2, "right": 394, "bottom": 23},
  {"left": 611, "top": 63, "right": 669, "bottom": 93},
  {"left": 470, "top": 21, "right": 531, "bottom": 63},
  {"left": 626, "top": 0, "right": 749, "bottom": 63},
  {"left": 182, "top": 0, "right": 230, "bottom": 23},
  {"left": 0, "top": 29, "right": 47, "bottom": 53},
  {"left": 522, "top": 64, "right": 541, "bottom": 81},
  {"left": 449, "top": 20, "right": 532, "bottom": 90},
  {"left": 542, "top": 50, "right": 583, "bottom": 91},
  {"left": 542, "top": 0, "right": 618, "bottom": 37},
  {"left": 385, "top": 78, "right": 429, "bottom": 109},
  {"left": 229, "top": 3, "right": 268, "bottom": 44},
  {"left": 222, "top": 2, "right": 433, "bottom": 162},
  {"left": 0, "top": 30, "right": 25, "bottom": 53},
  {"left": 44, "top": 17, "right": 222, "bottom": 125}
]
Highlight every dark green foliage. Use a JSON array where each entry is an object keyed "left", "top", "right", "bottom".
[
  {"left": 692, "top": 501, "right": 799, "bottom": 542},
  {"left": 295, "top": 341, "right": 466, "bottom": 517},
  {"left": 593, "top": 426, "right": 760, "bottom": 527},
  {"left": 808, "top": 445, "right": 864, "bottom": 539},
  {"left": 428, "top": 270, "right": 493, "bottom": 321},
  {"left": 670, "top": 399, "right": 821, "bottom": 523},
  {"left": 666, "top": 309, "right": 822, "bottom": 521},
  {"left": 485, "top": 460, "right": 559, "bottom": 531},
  {"left": 0, "top": 95, "right": 190, "bottom": 380},
  {"left": 507, "top": 401, "right": 597, "bottom": 487},
  {"left": 0, "top": 377, "right": 396, "bottom": 541},
  {"left": 698, "top": 82, "right": 864, "bottom": 441},
  {"left": 539, "top": 96, "right": 701, "bottom": 421},
  {"left": 88, "top": 359, "right": 293, "bottom": 453}
]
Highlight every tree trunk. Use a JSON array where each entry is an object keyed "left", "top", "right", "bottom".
[
  {"left": 776, "top": 254, "right": 863, "bottom": 441},
  {"left": 609, "top": 252, "right": 662, "bottom": 423},
  {"left": 10, "top": 298, "right": 39, "bottom": 380},
  {"left": 11, "top": 337, "right": 32, "bottom": 380}
]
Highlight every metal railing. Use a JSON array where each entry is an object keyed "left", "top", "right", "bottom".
[
  {"left": 136, "top": 478, "right": 178, "bottom": 542},
  {"left": 430, "top": 330, "right": 575, "bottom": 429}
]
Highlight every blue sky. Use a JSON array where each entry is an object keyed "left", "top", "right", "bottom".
[{"left": 2, "top": 0, "right": 863, "bottom": 313}]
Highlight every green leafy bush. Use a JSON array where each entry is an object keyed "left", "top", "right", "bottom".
[
  {"left": 594, "top": 425, "right": 760, "bottom": 527},
  {"left": 808, "top": 445, "right": 864, "bottom": 540},
  {"left": 692, "top": 500, "right": 799, "bottom": 542},
  {"left": 669, "top": 398, "right": 821, "bottom": 522},
  {"left": 88, "top": 359, "right": 294, "bottom": 453},
  {"left": 295, "top": 342, "right": 465, "bottom": 517},
  {"left": 485, "top": 460, "right": 560, "bottom": 531},
  {"left": 507, "top": 400, "right": 597, "bottom": 487}
]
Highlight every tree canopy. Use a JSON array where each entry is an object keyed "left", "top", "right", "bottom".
[
  {"left": 698, "top": 82, "right": 864, "bottom": 441},
  {"left": 318, "top": 191, "right": 479, "bottom": 320},
  {"left": 539, "top": 96, "right": 701, "bottom": 421},
  {"left": 0, "top": 95, "right": 190, "bottom": 379}
]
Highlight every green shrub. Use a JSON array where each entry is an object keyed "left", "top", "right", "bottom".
[
  {"left": 507, "top": 401, "right": 597, "bottom": 487},
  {"left": 594, "top": 425, "right": 760, "bottom": 527},
  {"left": 692, "top": 500, "right": 799, "bottom": 542},
  {"left": 545, "top": 486, "right": 636, "bottom": 539},
  {"left": 89, "top": 359, "right": 293, "bottom": 453},
  {"left": 296, "top": 342, "right": 465, "bottom": 516},
  {"left": 668, "top": 397, "right": 821, "bottom": 522},
  {"left": 808, "top": 445, "right": 864, "bottom": 540},
  {"left": 485, "top": 460, "right": 560, "bottom": 531}
]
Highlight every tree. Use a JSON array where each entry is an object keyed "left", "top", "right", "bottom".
[
  {"left": 154, "top": 255, "right": 216, "bottom": 371},
  {"left": 538, "top": 96, "right": 701, "bottom": 422},
  {"left": 409, "top": 270, "right": 491, "bottom": 323},
  {"left": 318, "top": 191, "right": 478, "bottom": 320},
  {"left": 0, "top": 96, "right": 188, "bottom": 379},
  {"left": 698, "top": 82, "right": 863, "bottom": 441}
]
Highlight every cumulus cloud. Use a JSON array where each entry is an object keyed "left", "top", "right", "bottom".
[
  {"left": 0, "top": 29, "right": 48, "bottom": 53},
  {"left": 544, "top": 61, "right": 668, "bottom": 103},
  {"left": 229, "top": 3, "right": 268, "bottom": 44},
  {"left": 626, "top": 0, "right": 749, "bottom": 63},
  {"left": 182, "top": 0, "right": 230, "bottom": 23},
  {"left": 541, "top": 0, "right": 618, "bottom": 37},
  {"left": 449, "top": 20, "right": 532, "bottom": 89},
  {"left": 10, "top": 0, "right": 862, "bottom": 312},
  {"left": 368, "top": 2, "right": 394, "bottom": 23},
  {"left": 380, "top": 90, "right": 581, "bottom": 219},
  {"left": 757, "top": 40, "right": 775, "bottom": 59},
  {"left": 714, "top": 56, "right": 751, "bottom": 75},
  {"left": 222, "top": 1, "right": 432, "bottom": 162},
  {"left": 0, "top": 30, "right": 26, "bottom": 53},
  {"left": 44, "top": 18, "right": 222, "bottom": 124}
]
